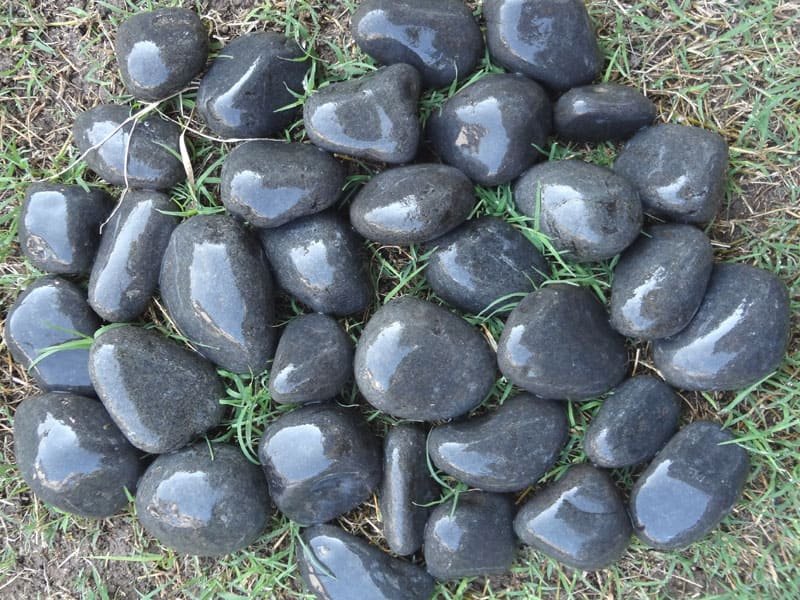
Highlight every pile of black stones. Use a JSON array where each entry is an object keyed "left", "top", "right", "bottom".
[{"left": 6, "top": 1, "right": 792, "bottom": 598}]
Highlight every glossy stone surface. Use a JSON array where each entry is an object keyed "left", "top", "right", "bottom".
[
  {"left": 88, "top": 190, "right": 178, "bottom": 322},
  {"left": 136, "top": 443, "right": 271, "bottom": 556},
  {"left": 268, "top": 313, "right": 353, "bottom": 404},
  {"left": 484, "top": 0, "right": 602, "bottom": 91},
  {"left": 298, "top": 524, "right": 435, "bottom": 600},
  {"left": 89, "top": 326, "right": 225, "bottom": 454},
  {"left": 5, "top": 277, "right": 101, "bottom": 396},
  {"left": 160, "top": 214, "right": 276, "bottom": 373},
  {"left": 13, "top": 392, "right": 142, "bottom": 518},
  {"left": 259, "top": 211, "right": 371, "bottom": 316},
  {"left": 354, "top": 296, "right": 495, "bottom": 420},
  {"left": 351, "top": 0, "right": 483, "bottom": 89},
  {"left": 115, "top": 8, "right": 208, "bottom": 101},
  {"left": 614, "top": 124, "right": 728, "bottom": 224},
  {"left": 304, "top": 64, "right": 421, "bottom": 164},
  {"left": 349, "top": 164, "right": 474, "bottom": 244},
  {"left": 258, "top": 404, "right": 382, "bottom": 525},
  {"left": 653, "top": 263, "right": 790, "bottom": 390},
  {"left": 497, "top": 285, "right": 627, "bottom": 400},
  {"left": 630, "top": 421, "right": 749, "bottom": 550},
  {"left": 19, "top": 184, "right": 112, "bottom": 275},
  {"left": 514, "top": 160, "right": 643, "bottom": 262},
  {"left": 428, "top": 73, "right": 551, "bottom": 185},
  {"left": 610, "top": 224, "right": 713, "bottom": 340},
  {"left": 425, "top": 216, "right": 548, "bottom": 314},
  {"left": 423, "top": 492, "right": 516, "bottom": 581},
  {"left": 584, "top": 376, "right": 681, "bottom": 468},
  {"left": 513, "top": 464, "right": 631, "bottom": 570},
  {"left": 73, "top": 104, "right": 184, "bottom": 189}
]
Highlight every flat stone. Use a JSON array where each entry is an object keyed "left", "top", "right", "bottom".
[
  {"left": 514, "top": 160, "right": 643, "bottom": 262},
  {"left": 351, "top": 0, "right": 483, "bottom": 89},
  {"left": 135, "top": 443, "right": 271, "bottom": 556},
  {"left": 427, "top": 73, "right": 551, "bottom": 185},
  {"left": 584, "top": 376, "right": 681, "bottom": 468},
  {"left": 259, "top": 211, "right": 371, "bottom": 316},
  {"left": 13, "top": 392, "right": 142, "bottom": 518},
  {"left": 73, "top": 104, "right": 185, "bottom": 189},
  {"left": 484, "top": 0, "right": 602, "bottom": 91},
  {"left": 220, "top": 141, "right": 345, "bottom": 228},
  {"left": 268, "top": 313, "right": 353, "bottom": 404},
  {"left": 610, "top": 224, "right": 713, "bottom": 340},
  {"left": 115, "top": 8, "right": 208, "bottom": 101},
  {"left": 354, "top": 296, "right": 496, "bottom": 420},
  {"left": 160, "top": 214, "right": 276, "bottom": 373},
  {"left": 303, "top": 64, "right": 422, "bottom": 164},
  {"left": 653, "top": 263, "right": 790, "bottom": 390},
  {"left": 497, "top": 285, "right": 628, "bottom": 400},
  {"left": 349, "top": 164, "right": 474, "bottom": 244},
  {"left": 513, "top": 464, "right": 631, "bottom": 570},
  {"left": 19, "top": 183, "right": 112, "bottom": 275},
  {"left": 258, "top": 404, "right": 382, "bottom": 525},
  {"left": 298, "top": 524, "right": 435, "bottom": 600},
  {"left": 629, "top": 421, "right": 749, "bottom": 550},
  {"left": 423, "top": 491, "right": 516, "bottom": 580},
  {"left": 5, "top": 277, "right": 101, "bottom": 396},
  {"left": 88, "top": 190, "right": 178, "bottom": 322},
  {"left": 197, "top": 32, "right": 308, "bottom": 138},
  {"left": 613, "top": 123, "right": 728, "bottom": 224},
  {"left": 425, "top": 216, "right": 548, "bottom": 314}
]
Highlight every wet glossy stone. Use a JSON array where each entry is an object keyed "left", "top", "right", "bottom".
[
  {"left": 258, "top": 404, "right": 382, "bottom": 525},
  {"left": 497, "top": 285, "right": 627, "bottom": 400},
  {"left": 653, "top": 263, "right": 790, "bottom": 391},
  {"left": 349, "top": 164, "right": 474, "bottom": 244},
  {"left": 425, "top": 216, "right": 548, "bottom": 314},
  {"left": 220, "top": 141, "right": 345, "bottom": 228},
  {"left": 513, "top": 464, "right": 631, "bottom": 570},
  {"left": 514, "top": 160, "right": 643, "bottom": 263},
  {"left": 73, "top": 104, "right": 184, "bottom": 189},
  {"left": 268, "top": 313, "right": 353, "bottom": 404},
  {"left": 610, "top": 224, "right": 713, "bottom": 340},
  {"left": 630, "top": 421, "right": 749, "bottom": 550},
  {"left": 136, "top": 443, "right": 271, "bottom": 556},
  {"left": 427, "top": 73, "right": 551, "bottom": 185},
  {"left": 5, "top": 277, "right": 101, "bottom": 396},
  {"left": 88, "top": 190, "right": 178, "bottom": 322},
  {"left": 160, "top": 215, "right": 276, "bottom": 373},
  {"left": 614, "top": 124, "right": 728, "bottom": 224},
  {"left": 89, "top": 326, "right": 225, "bottom": 454},
  {"left": 484, "top": 0, "right": 602, "bottom": 91},
  {"left": 259, "top": 211, "right": 371, "bottom": 316},
  {"left": 298, "top": 524, "right": 435, "bottom": 600},
  {"left": 354, "top": 296, "right": 495, "bottom": 421},
  {"left": 351, "top": 0, "right": 483, "bottom": 89},
  {"left": 584, "top": 376, "right": 681, "bottom": 468},
  {"left": 303, "top": 64, "right": 422, "bottom": 164},
  {"left": 423, "top": 492, "right": 516, "bottom": 581},
  {"left": 115, "top": 8, "right": 208, "bottom": 101},
  {"left": 13, "top": 392, "right": 142, "bottom": 518},
  {"left": 19, "top": 184, "right": 112, "bottom": 275}
]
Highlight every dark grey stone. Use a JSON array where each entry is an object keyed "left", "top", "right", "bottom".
[
  {"left": 497, "top": 285, "right": 628, "bottom": 400},
  {"left": 258, "top": 403, "right": 382, "bottom": 525},
  {"left": 613, "top": 123, "right": 728, "bottom": 224},
  {"left": 653, "top": 263, "right": 790, "bottom": 390},
  {"left": 354, "top": 296, "right": 496, "bottom": 421},
  {"left": 610, "top": 224, "right": 713, "bottom": 340},
  {"left": 514, "top": 160, "right": 643, "bottom": 262},
  {"left": 630, "top": 421, "right": 749, "bottom": 550},
  {"left": 13, "top": 392, "right": 142, "bottom": 518}
]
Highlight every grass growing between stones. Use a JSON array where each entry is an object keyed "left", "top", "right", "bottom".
[{"left": 1, "top": 0, "right": 798, "bottom": 598}]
